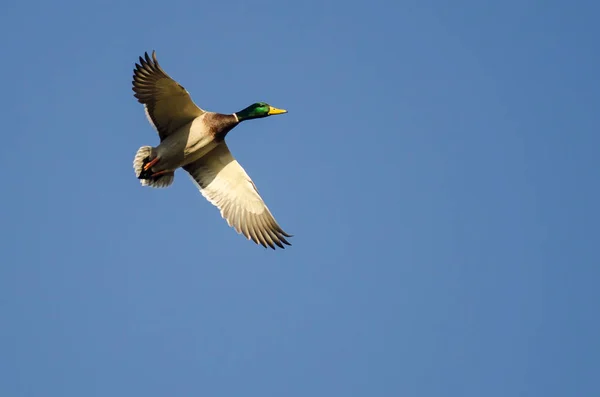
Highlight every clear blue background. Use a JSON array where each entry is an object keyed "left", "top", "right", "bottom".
[{"left": 1, "top": 0, "right": 599, "bottom": 396}]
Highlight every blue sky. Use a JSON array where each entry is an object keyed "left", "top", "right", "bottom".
[{"left": 1, "top": 0, "right": 599, "bottom": 396}]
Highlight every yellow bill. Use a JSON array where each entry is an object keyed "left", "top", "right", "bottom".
[{"left": 268, "top": 106, "right": 288, "bottom": 115}]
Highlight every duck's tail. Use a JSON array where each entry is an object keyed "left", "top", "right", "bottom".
[{"left": 133, "top": 146, "right": 174, "bottom": 188}]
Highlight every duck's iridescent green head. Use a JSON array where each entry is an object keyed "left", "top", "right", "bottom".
[{"left": 235, "top": 102, "right": 287, "bottom": 122}]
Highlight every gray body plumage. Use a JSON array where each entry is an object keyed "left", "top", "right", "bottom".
[{"left": 149, "top": 113, "right": 237, "bottom": 173}]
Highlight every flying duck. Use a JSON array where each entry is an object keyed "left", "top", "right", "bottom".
[{"left": 132, "top": 51, "right": 292, "bottom": 249}]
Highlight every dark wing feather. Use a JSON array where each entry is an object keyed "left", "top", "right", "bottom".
[{"left": 132, "top": 51, "right": 204, "bottom": 140}]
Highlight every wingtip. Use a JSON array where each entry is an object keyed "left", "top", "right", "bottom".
[{"left": 140, "top": 50, "right": 158, "bottom": 64}]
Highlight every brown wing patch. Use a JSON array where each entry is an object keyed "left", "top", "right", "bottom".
[{"left": 132, "top": 51, "right": 204, "bottom": 140}]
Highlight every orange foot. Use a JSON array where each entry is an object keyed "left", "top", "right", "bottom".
[
  {"left": 151, "top": 170, "right": 170, "bottom": 178},
  {"left": 143, "top": 157, "right": 159, "bottom": 171}
]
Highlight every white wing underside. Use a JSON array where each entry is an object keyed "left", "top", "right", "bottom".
[{"left": 184, "top": 142, "right": 292, "bottom": 249}]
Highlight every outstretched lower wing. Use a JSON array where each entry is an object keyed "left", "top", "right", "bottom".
[{"left": 184, "top": 143, "right": 292, "bottom": 249}]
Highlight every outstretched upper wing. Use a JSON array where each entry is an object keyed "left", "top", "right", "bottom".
[
  {"left": 184, "top": 142, "right": 292, "bottom": 249},
  {"left": 132, "top": 51, "right": 204, "bottom": 140}
]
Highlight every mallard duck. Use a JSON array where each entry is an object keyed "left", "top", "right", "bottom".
[{"left": 131, "top": 51, "right": 292, "bottom": 249}]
